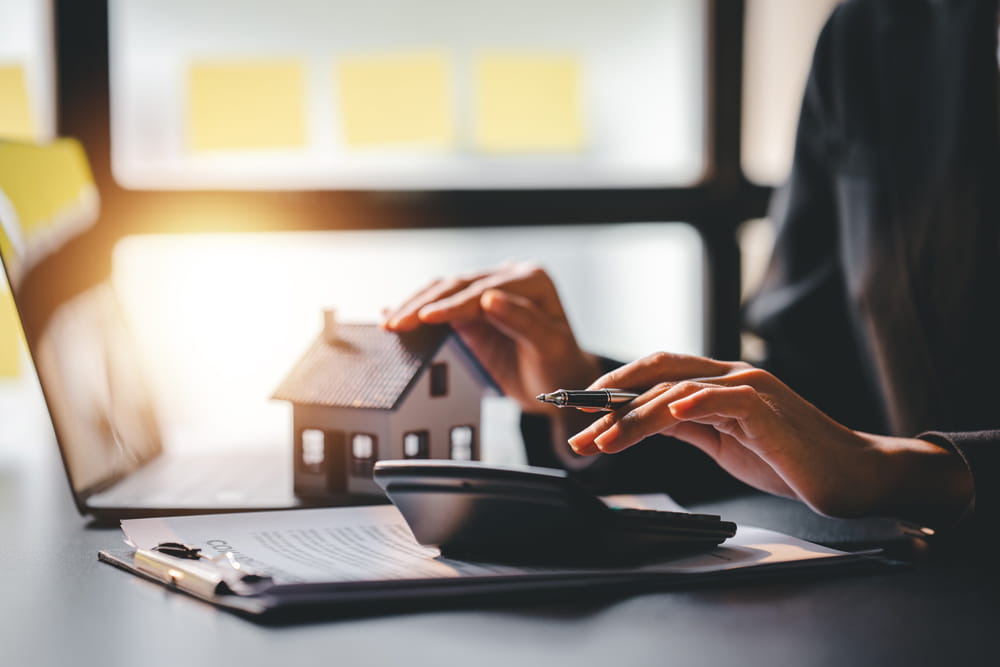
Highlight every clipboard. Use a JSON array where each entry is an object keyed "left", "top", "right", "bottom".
[{"left": 97, "top": 501, "right": 895, "bottom": 622}]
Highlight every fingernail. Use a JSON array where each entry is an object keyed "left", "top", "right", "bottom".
[{"left": 593, "top": 423, "right": 621, "bottom": 449}]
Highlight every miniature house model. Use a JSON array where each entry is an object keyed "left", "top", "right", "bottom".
[{"left": 273, "top": 311, "right": 495, "bottom": 499}]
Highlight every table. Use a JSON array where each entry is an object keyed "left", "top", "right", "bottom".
[{"left": 0, "top": 431, "right": 997, "bottom": 667}]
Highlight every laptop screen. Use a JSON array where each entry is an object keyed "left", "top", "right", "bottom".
[{"left": 0, "top": 139, "right": 162, "bottom": 498}]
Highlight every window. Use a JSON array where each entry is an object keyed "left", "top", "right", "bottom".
[
  {"left": 742, "top": 0, "right": 839, "bottom": 184},
  {"left": 449, "top": 425, "right": 475, "bottom": 460},
  {"left": 107, "top": 0, "right": 706, "bottom": 190},
  {"left": 403, "top": 431, "right": 429, "bottom": 459},
  {"left": 0, "top": 0, "right": 56, "bottom": 142},
  {"left": 430, "top": 362, "right": 448, "bottom": 397},
  {"left": 351, "top": 432, "right": 377, "bottom": 476},
  {"left": 300, "top": 428, "right": 325, "bottom": 472}
]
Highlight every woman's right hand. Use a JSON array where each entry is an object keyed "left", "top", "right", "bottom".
[{"left": 382, "top": 261, "right": 602, "bottom": 413}]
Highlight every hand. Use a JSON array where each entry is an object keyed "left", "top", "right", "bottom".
[
  {"left": 383, "top": 262, "right": 602, "bottom": 413},
  {"left": 567, "top": 352, "right": 973, "bottom": 521}
]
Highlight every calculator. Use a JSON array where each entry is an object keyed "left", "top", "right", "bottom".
[{"left": 374, "top": 459, "right": 737, "bottom": 566}]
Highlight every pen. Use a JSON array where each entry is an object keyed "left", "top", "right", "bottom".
[{"left": 535, "top": 389, "right": 639, "bottom": 411}]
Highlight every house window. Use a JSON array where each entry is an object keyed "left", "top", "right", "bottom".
[
  {"left": 449, "top": 425, "right": 475, "bottom": 460},
  {"left": 403, "top": 431, "right": 429, "bottom": 459},
  {"left": 430, "top": 362, "right": 448, "bottom": 397},
  {"left": 351, "top": 433, "right": 377, "bottom": 476},
  {"left": 300, "top": 429, "right": 325, "bottom": 472}
]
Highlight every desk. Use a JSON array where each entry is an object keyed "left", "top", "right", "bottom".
[{"left": 0, "top": 438, "right": 997, "bottom": 667}]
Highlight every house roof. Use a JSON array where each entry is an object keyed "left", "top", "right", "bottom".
[{"left": 272, "top": 323, "right": 491, "bottom": 410}]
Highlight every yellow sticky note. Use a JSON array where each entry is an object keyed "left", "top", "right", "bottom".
[
  {"left": 336, "top": 52, "right": 453, "bottom": 148},
  {"left": 0, "top": 283, "right": 20, "bottom": 377},
  {"left": 0, "top": 64, "right": 36, "bottom": 141},
  {"left": 0, "top": 138, "right": 95, "bottom": 235},
  {"left": 474, "top": 53, "right": 585, "bottom": 153},
  {"left": 187, "top": 60, "right": 307, "bottom": 151}
]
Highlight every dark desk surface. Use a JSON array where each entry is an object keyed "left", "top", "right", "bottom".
[{"left": 1, "top": 443, "right": 997, "bottom": 667}]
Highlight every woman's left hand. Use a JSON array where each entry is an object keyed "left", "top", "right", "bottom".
[{"left": 567, "top": 352, "right": 972, "bottom": 521}]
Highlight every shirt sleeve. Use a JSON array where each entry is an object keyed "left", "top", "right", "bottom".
[{"left": 919, "top": 430, "right": 1000, "bottom": 528}]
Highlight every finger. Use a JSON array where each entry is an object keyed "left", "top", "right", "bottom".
[
  {"left": 480, "top": 289, "right": 565, "bottom": 356},
  {"left": 567, "top": 411, "right": 616, "bottom": 455},
  {"left": 383, "top": 270, "right": 495, "bottom": 331},
  {"left": 668, "top": 385, "right": 772, "bottom": 442},
  {"left": 568, "top": 380, "right": 693, "bottom": 454},
  {"left": 383, "top": 276, "right": 479, "bottom": 331},
  {"left": 419, "top": 264, "right": 568, "bottom": 325},
  {"left": 569, "top": 381, "right": 707, "bottom": 455},
  {"left": 587, "top": 352, "right": 740, "bottom": 393}
]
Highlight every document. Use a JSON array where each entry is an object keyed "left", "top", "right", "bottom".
[{"left": 102, "top": 496, "right": 884, "bottom": 619}]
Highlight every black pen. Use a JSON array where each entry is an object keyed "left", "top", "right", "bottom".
[{"left": 535, "top": 389, "right": 639, "bottom": 411}]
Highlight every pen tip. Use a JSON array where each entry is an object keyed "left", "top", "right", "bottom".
[{"left": 535, "top": 393, "right": 547, "bottom": 402}]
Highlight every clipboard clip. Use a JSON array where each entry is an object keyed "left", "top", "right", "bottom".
[{"left": 133, "top": 541, "right": 273, "bottom": 598}]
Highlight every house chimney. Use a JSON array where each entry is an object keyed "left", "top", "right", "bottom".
[{"left": 322, "top": 308, "right": 338, "bottom": 344}]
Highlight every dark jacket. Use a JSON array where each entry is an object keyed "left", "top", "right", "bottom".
[
  {"left": 745, "top": 0, "right": 1000, "bottom": 524},
  {"left": 525, "top": 0, "right": 1000, "bottom": 524}
]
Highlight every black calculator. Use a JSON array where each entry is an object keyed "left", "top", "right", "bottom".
[{"left": 374, "top": 460, "right": 737, "bottom": 566}]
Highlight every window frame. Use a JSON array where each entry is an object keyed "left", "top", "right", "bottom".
[
  {"left": 350, "top": 432, "right": 377, "bottom": 476},
  {"left": 402, "top": 430, "right": 430, "bottom": 459},
  {"left": 298, "top": 427, "right": 326, "bottom": 473},
  {"left": 429, "top": 362, "right": 448, "bottom": 398},
  {"left": 54, "top": 0, "right": 769, "bottom": 360},
  {"left": 448, "top": 424, "right": 475, "bottom": 461}
]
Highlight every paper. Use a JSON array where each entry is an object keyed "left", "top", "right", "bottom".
[
  {"left": 187, "top": 60, "right": 307, "bottom": 151},
  {"left": 121, "top": 501, "right": 854, "bottom": 587},
  {"left": 474, "top": 52, "right": 585, "bottom": 153},
  {"left": 0, "top": 283, "right": 20, "bottom": 377},
  {"left": 0, "top": 64, "right": 35, "bottom": 141},
  {"left": 335, "top": 51, "right": 454, "bottom": 148}
]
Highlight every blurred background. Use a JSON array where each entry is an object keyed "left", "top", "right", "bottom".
[{"left": 0, "top": 0, "right": 839, "bottom": 469}]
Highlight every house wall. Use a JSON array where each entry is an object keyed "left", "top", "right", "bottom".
[
  {"left": 388, "top": 339, "right": 486, "bottom": 463},
  {"left": 293, "top": 403, "right": 391, "bottom": 497}
]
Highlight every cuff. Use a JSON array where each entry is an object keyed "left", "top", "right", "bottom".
[{"left": 918, "top": 430, "right": 1000, "bottom": 526}]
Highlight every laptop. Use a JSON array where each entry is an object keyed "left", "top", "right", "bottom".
[{"left": 0, "top": 139, "right": 300, "bottom": 522}]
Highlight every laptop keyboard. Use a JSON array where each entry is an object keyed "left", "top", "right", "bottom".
[{"left": 91, "top": 448, "right": 294, "bottom": 508}]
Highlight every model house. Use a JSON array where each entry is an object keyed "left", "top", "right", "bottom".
[{"left": 273, "top": 310, "right": 495, "bottom": 499}]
